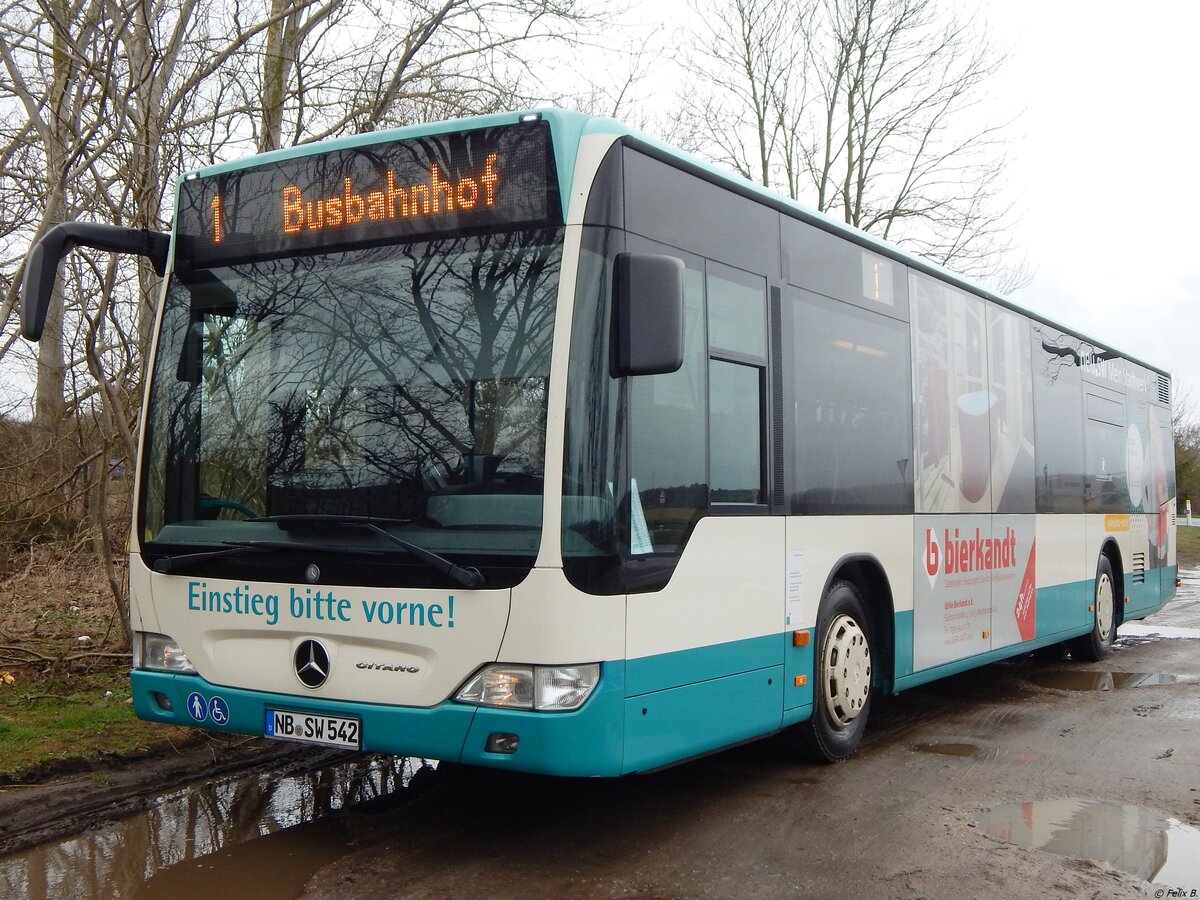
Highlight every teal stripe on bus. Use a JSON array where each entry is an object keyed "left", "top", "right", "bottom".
[
  {"left": 1125, "top": 565, "right": 1176, "bottom": 619},
  {"left": 625, "top": 633, "right": 783, "bottom": 697},
  {"left": 131, "top": 562, "right": 1175, "bottom": 777},
  {"left": 131, "top": 670, "right": 479, "bottom": 761},
  {"left": 621, "top": 665, "right": 785, "bottom": 773},
  {"left": 133, "top": 664, "right": 631, "bottom": 777},
  {"left": 1035, "top": 578, "right": 1090, "bottom": 635},
  {"left": 894, "top": 609, "right": 914, "bottom": 679}
]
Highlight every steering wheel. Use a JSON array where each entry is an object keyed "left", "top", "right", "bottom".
[{"left": 199, "top": 496, "right": 260, "bottom": 518}]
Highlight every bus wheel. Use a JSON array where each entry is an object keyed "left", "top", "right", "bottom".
[
  {"left": 795, "top": 580, "right": 873, "bottom": 763},
  {"left": 1068, "top": 555, "right": 1117, "bottom": 662}
]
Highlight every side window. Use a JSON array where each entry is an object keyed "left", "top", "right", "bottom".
[
  {"left": 707, "top": 262, "right": 766, "bottom": 357},
  {"left": 710, "top": 359, "right": 763, "bottom": 503},
  {"left": 707, "top": 261, "right": 766, "bottom": 507},
  {"left": 792, "top": 290, "right": 913, "bottom": 513},
  {"left": 1149, "top": 403, "right": 1173, "bottom": 566},
  {"left": 628, "top": 253, "right": 708, "bottom": 554},
  {"left": 987, "top": 304, "right": 1035, "bottom": 513},
  {"left": 1031, "top": 324, "right": 1085, "bottom": 513},
  {"left": 562, "top": 227, "right": 623, "bottom": 571},
  {"left": 911, "top": 272, "right": 991, "bottom": 512},
  {"left": 1084, "top": 389, "right": 1127, "bottom": 513}
]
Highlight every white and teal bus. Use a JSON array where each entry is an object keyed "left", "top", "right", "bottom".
[{"left": 22, "top": 110, "right": 1176, "bottom": 774}]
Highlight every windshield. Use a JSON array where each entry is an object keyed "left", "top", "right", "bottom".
[{"left": 139, "top": 227, "right": 563, "bottom": 587}]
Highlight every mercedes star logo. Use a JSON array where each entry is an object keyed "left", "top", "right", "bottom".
[{"left": 294, "top": 639, "right": 330, "bottom": 689}]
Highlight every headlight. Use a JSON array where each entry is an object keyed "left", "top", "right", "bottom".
[
  {"left": 455, "top": 663, "right": 599, "bottom": 711},
  {"left": 535, "top": 665, "right": 600, "bottom": 711},
  {"left": 457, "top": 665, "right": 535, "bottom": 709},
  {"left": 134, "top": 632, "right": 198, "bottom": 674}
]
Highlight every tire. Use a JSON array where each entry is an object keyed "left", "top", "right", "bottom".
[
  {"left": 1067, "top": 555, "right": 1118, "bottom": 662},
  {"left": 795, "top": 580, "right": 874, "bottom": 763}
]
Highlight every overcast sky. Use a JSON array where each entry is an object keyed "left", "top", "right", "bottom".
[
  {"left": 982, "top": 0, "right": 1200, "bottom": 407},
  {"left": 616, "top": 0, "right": 1199, "bottom": 407},
  {"left": 5, "top": 2, "right": 1195, "bottom": 418}
]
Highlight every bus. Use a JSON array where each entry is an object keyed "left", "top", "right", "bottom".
[{"left": 20, "top": 109, "right": 1176, "bottom": 775}]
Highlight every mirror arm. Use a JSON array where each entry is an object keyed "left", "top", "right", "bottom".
[{"left": 21, "top": 222, "right": 171, "bottom": 342}]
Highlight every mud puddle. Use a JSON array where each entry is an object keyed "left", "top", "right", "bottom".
[
  {"left": 1028, "top": 670, "right": 1199, "bottom": 691},
  {"left": 0, "top": 754, "right": 433, "bottom": 899},
  {"left": 911, "top": 741, "right": 996, "bottom": 760},
  {"left": 980, "top": 798, "right": 1200, "bottom": 884}
]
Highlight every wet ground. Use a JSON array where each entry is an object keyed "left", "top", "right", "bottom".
[{"left": 4, "top": 572, "right": 1200, "bottom": 898}]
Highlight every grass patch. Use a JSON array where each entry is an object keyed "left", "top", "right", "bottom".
[
  {"left": 1177, "top": 523, "right": 1200, "bottom": 570},
  {"left": 0, "top": 665, "right": 182, "bottom": 781},
  {"left": 0, "top": 537, "right": 165, "bottom": 780}
]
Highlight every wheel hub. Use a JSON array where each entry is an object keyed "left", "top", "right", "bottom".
[
  {"left": 1096, "top": 572, "right": 1114, "bottom": 642},
  {"left": 821, "top": 613, "right": 871, "bottom": 728}
]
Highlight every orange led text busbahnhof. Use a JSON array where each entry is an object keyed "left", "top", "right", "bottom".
[{"left": 281, "top": 153, "right": 500, "bottom": 235}]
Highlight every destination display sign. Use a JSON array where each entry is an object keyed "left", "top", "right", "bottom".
[{"left": 175, "top": 120, "right": 561, "bottom": 268}]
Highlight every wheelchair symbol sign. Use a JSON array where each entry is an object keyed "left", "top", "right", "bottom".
[{"left": 208, "top": 696, "right": 230, "bottom": 726}]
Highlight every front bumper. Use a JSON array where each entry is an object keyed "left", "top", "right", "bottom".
[{"left": 131, "top": 665, "right": 626, "bottom": 777}]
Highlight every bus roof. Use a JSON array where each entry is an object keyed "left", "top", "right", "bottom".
[{"left": 179, "top": 108, "right": 1169, "bottom": 381}]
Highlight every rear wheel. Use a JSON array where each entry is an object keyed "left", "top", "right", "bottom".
[
  {"left": 1068, "top": 555, "right": 1117, "bottom": 662},
  {"left": 795, "top": 580, "right": 874, "bottom": 763}
]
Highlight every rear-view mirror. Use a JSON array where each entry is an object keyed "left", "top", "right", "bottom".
[{"left": 610, "top": 252, "right": 685, "bottom": 378}]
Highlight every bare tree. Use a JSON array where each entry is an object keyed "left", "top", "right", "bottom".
[
  {"left": 0, "top": 0, "right": 337, "bottom": 637},
  {"left": 675, "top": 0, "right": 814, "bottom": 193},
  {"left": 249, "top": 0, "right": 592, "bottom": 151},
  {"left": 0, "top": 0, "right": 130, "bottom": 433},
  {"left": 2, "top": 0, "right": 595, "bottom": 412},
  {"left": 679, "top": 0, "right": 1024, "bottom": 287},
  {"left": 0, "top": 0, "right": 599, "bottom": 646},
  {"left": 1175, "top": 392, "right": 1200, "bottom": 513}
]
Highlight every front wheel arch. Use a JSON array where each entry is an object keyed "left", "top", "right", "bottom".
[{"left": 821, "top": 555, "right": 896, "bottom": 695}]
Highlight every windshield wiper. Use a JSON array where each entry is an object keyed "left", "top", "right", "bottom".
[
  {"left": 249, "top": 515, "right": 486, "bottom": 588},
  {"left": 148, "top": 539, "right": 386, "bottom": 574}
]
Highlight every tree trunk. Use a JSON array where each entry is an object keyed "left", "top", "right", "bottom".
[{"left": 33, "top": 0, "right": 72, "bottom": 443}]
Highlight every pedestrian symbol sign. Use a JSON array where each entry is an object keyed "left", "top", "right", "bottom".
[{"left": 186, "top": 692, "right": 207, "bottom": 722}]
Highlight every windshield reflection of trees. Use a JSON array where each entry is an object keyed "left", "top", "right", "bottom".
[{"left": 170, "top": 228, "right": 560, "bottom": 531}]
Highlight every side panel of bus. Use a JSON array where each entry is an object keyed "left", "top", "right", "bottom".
[{"left": 606, "top": 139, "right": 1174, "bottom": 751}]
